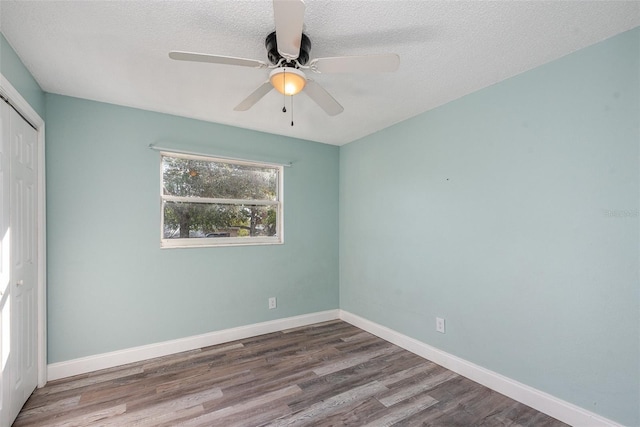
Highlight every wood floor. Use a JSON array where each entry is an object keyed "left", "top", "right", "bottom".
[{"left": 14, "top": 320, "right": 568, "bottom": 426}]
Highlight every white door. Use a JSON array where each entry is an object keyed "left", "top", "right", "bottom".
[
  {"left": 0, "top": 100, "right": 13, "bottom": 427},
  {"left": 0, "top": 100, "right": 38, "bottom": 426}
]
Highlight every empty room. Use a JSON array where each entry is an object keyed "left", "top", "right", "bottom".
[{"left": 0, "top": 1, "right": 638, "bottom": 426}]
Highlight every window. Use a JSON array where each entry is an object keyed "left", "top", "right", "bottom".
[{"left": 160, "top": 152, "right": 283, "bottom": 248}]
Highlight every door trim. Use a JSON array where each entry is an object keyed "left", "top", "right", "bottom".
[{"left": 0, "top": 74, "right": 47, "bottom": 387}]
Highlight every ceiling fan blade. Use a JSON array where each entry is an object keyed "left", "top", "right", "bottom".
[
  {"left": 234, "top": 82, "right": 274, "bottom": 111},
  {"left": 303, "top": 80, "right": 344, "bottom": 116},
  {"left": 169, "top": 51, "right": 268, "bottom": 68},
  {"left": 310, "top": 54, "right": 400, "bottom": 73},
  {"left": 273, "top": 0, "right": 306, "bottom": 60}
]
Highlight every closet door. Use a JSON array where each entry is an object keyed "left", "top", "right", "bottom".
[
  {"left": 0, "top": 100, "right": 39, "bottom": 425},
  {"left": 0, "top": 99, "right": 12, "bottom": 427}
]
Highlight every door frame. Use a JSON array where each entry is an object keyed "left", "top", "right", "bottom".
[{"left": 0, "top": 74, "right": 47, "bottom": 387}]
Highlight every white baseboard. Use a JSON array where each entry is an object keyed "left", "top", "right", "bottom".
[
  {"left": 47, "top": 308, "right": 621, "bottom": 427},
  {"left": 339, "top": 310, "right": 621, "bottom": 427},
  {"left": 48, "top": 310, "right": 340, "bottom": 381}
]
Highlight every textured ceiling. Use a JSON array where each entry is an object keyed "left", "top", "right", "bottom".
[{"left": 1, "top": 1, "right": 638, "bottom": 145}]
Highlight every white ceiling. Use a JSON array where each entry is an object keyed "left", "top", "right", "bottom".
[{"left": 1, "top": 1, "right": 638, "bottom": 146}]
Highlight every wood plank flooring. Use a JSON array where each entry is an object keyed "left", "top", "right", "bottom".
[{"left": 14, "top": 320, "right": 568, "bottom": 426}]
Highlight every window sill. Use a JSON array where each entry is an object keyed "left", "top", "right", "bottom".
[{"left": 161, "top": 237, "right": 283, "bottom": 249}]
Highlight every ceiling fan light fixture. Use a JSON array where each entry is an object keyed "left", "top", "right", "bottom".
[{"left": 270, "top": 68, "right": 306, "bottom": 96}]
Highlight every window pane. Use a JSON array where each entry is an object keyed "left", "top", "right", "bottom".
[
  {"left": 163, "top": 201, "right": 278, "bottom": 239},
  {"left": 162, "top": 156, "right": 278, "bottom": 200}
]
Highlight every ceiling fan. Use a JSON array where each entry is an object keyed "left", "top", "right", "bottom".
[{"left": 169, "top": 0, "right": 400, "bottom": 117}]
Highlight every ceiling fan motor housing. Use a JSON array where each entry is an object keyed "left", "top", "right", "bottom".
[{"left": 266, "top": 31, "right": 311, "bottom": 66}]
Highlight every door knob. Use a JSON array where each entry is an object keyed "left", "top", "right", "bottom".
[{"left": 16, "top": 280, "right": 23, "bottom": 287}]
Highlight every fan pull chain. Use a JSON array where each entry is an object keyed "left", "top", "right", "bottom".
[
  {"left": 290, "top": 95, "right": 294, "bottom": 126},
  {"left": 282, "top": 68, "right": 287, "bottom": 113}
]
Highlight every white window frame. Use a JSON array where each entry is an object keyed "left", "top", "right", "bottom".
[{"left": 160, "top": 151, "right": 284, "bottom": 248}]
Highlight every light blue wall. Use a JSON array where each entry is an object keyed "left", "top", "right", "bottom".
[
  {"left": 45, "top": 94, "right": 339, "bottom": 363},
  {"left": 340, "top": 28, "right": 639, "bottom": 426},
  {"left": 0, "top": 32, "right": 45, "bottom": 118}
]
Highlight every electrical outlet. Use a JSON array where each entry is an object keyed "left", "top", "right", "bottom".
[
  {"left": 268, "top": 297, "right": 277, "bottom": 310},
  {"left": 436, "top": 317, "right": 445, "bottom": 334}
]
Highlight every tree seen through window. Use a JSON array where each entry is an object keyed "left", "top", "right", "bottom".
[{"left": 161, "top": 154, "right": 281, "bottom": 244}]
